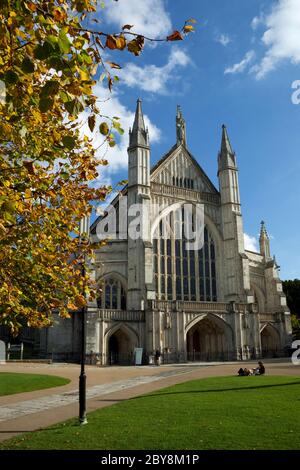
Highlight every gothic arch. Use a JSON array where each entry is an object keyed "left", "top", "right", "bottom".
[
  {"left": 97, "top": 272, "right": 127, "bottom": 310},
  {"left": 151, "top": 202, "right": 223, "bottom": 252},
  {"left": 105, "top": 323, "right": 139, "bottom": 365},
  {"left": 185, "top": 313, "right": 233, "bottom": 338},
  {"left": 151, "top": 201, "right": 183, "bottom": 241},
  {"left": 260, "top": 323, "right": 281, "bottom": 357},
  {"left": 185, "top": 313, "right": 234, "bottom": 361},
  {"left": 105, "top": 322, "right": 139, "bottom": 343},
  {"left": 96, "top": 271, "right": 128, "bottom": 290}
]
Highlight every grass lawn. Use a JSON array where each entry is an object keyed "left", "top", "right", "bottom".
[
  {"left": 1, "top": 375, "right": 300, "bottom": 450},
  {"left": 0, "top": 372, "right": 70, "bottom": 396}
]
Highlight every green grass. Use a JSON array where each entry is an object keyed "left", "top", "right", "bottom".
[
  {"left": 1, "top": 375, "right": 300, "bottom": 450},
  {"left": 0, "top": 372, "right": 70, "bottom": 396}
]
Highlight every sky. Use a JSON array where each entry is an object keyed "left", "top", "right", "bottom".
[{"left": 85, "top": 0, "right": 300, "bottom": 280}]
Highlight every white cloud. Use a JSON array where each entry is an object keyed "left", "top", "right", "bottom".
[
  {"left": 244, "top": 233, "right": 259, "bottom": 252},
  {"left": 252, "top": 0, "right": 300, "bottom": 79},
  {"left": 119, "top": 48, "right": 191, "bottom": 94},
  {"left": 251, "top": 14, "right": 265, "bottom": 31},
  {"left": 224, "top": 50, "right": 255, "bottom": 75},
  {"left": 103, "top": 0, "right": 172, "bottom": 39},
  {"left": 79, "top": 83, "right": 161, "bottom": 181},
  {"left": 216, "top": 34, "right": 231, "bottom": 47}
]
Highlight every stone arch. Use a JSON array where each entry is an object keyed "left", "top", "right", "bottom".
[
  {"left": 96, "top": 271, "right": 128, "bottom": 290},
  {"left": 96, "top": 272, "right": 127, "bottom": 310},
  {"left": 105, "top": 323, "right": 139, "bottom": 365},
  {"left": 151, "top": 202, "right": 223, "bottom": 252},
  {"left": 185, "top": 313, "right": 234, "bottom": 361},
  {"left": 260, "top": 323, "right": 281, "bottom": 358}
]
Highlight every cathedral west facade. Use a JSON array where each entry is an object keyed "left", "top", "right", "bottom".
[{"left": 42, "top": 100, "right": 292, "bottom": 364}]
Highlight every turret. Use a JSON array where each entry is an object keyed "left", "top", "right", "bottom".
[
  {"left": 218, "top": 125, "right": 240, "bottom": 208},
  {"left": 128, "top": 99, "right": 150, "bottom": 189},
  {"left": 127, "top": 99, "right": 153, "bottom": 310},
  {"left": 259, "top": 221, "right": 271, "bottom": 260},
  {"left": 218, "top": 124, "right": 250, "bottom": 302},
  {"left": 129, "top": 98, "right": 149, "bottom": 150},
  {"left": 176, "top": 105, "right": 187, "bottom": 147}
]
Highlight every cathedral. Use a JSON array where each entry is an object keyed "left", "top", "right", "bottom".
[{"left": 41, "top": 100, "right": 292, "bottom": 364}]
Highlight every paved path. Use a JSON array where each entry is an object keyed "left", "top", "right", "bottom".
[
  {"left": 0, "top": 367, "right": 195, "bottom": 423},
  {"left": 0, "top": 360, "right": 299, "bottom": 444}
]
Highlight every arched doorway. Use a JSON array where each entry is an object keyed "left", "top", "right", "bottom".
[
  {"left": 186, "top": 316, "right": 232, "bottom": 361},
  {"left": 107, "top": 325, "right": 138, "bottom": 365},
  {"left": 261, "top": 324, "right": 281, "bottom": 358}
]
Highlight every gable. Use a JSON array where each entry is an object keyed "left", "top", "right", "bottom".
[{"left": 151, "top": 144, "right": 219, "bottom": 194}]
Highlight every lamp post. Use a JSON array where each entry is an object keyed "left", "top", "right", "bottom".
[{"left": 79, "top": 215, "right": 90, "bottom": 425}]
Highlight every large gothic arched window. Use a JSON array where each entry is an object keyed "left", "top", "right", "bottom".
[
  {"left": 97, "top": 278, "right": 127, "bottom": 310},
  {"left": 153, "top": 211, "right": 217, "bottom": 302}
]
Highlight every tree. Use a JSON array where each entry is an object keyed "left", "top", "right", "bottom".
[
  {"left": 283, "top": 280, "right": 300, "bottom": 335},
  {"left": 0, "top": 0, "right": 195, "bottom": 332}
]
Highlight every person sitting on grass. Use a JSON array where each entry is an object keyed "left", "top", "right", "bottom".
[
  {"left": 238, "top": 367, "right": 251, "bottom": 376},
  {"left": 254, "top": 361, "right": 265, "bottom": 375}
]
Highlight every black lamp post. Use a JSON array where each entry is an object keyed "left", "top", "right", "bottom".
[
  {"left": 79, "top": 216, "right": 89, "bottom": 425},
  {"left": 79, "top": 263, "right": 87, "bottom": 425}
]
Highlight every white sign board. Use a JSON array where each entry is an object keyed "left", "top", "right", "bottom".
[{"left": 134, "top": 348, "right": 143, "bottom": 365}]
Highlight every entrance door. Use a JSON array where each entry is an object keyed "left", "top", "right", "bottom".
[
  {"left": 187, "top": 317, "right": 228, "bottom": 361},
  {"left": 261, "top": 325, "right": 281, "bottom": 358},
  {"left": 108, "top": 328, "right": 136, "bottom": 365}
]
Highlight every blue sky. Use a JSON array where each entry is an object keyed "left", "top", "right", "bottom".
[{"left": 87, "top": 0, "right": 300, "bottom": 280}]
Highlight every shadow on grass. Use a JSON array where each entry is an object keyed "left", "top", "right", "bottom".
[{"left": 129, "top": 381, "right": 300, "bottom": 400}]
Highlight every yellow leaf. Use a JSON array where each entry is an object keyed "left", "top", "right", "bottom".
[
  {"left": 79, "top": 69, "right": 89, "bottom": 81},
  {"left": 75, "top": 294, "right": 86, "bottom": 308},
  {"left": 183, "top": 25, "right": 195, "bottom": 33},
  {"left": 24, "top": 189, "right": 32, "bottom": 199},
  {"left": 106, "top": 61, "right": 122, "bottom": 70}
]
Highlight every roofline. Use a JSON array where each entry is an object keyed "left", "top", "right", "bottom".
[
  {"left": 245, "top": 249, "right": 262, "bottom": 256},
  {"left": 90, "top": 184, "right": 128, "bottom": 233},
  {"left": 151, "top": 143, "right": 219, "bottom": 195}
]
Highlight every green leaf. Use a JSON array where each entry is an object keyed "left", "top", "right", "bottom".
[
  {"left": 21, "top": 57, "right": 35, "bottom": 74},
  {"left": 59, "top": 91, "right": 70, "bottom": 103},
  {"left": 58, "top": 30, "right": 71, "bottom": 54},
  {"left": 4, "top": 70, "right": 19, "bottom": 84},
  {"left": 34, "top": 42, "right": 56, "bottom": 60},
  {"left": 65, "top": 99, "right": 84, "bottom": 115},
  {"left": 113, "top": 120, "right": 124, "bottom": 135},
  {"left": 41, "top": 80, "right": 59, "bottom": 98},
  {"left": 81, "top": 50, "right": 93, "bottom": 65},
  {"left": 46, "top": 35, "right": 59, "bottom": 47},
  {"left": 99, "top": 122, "right": 109, "bottom": 136},
  {"left": 62, "top": 136, "right": 76, "bottom": 150},
  {"left": 39, "top": 98, "right": 54, "bottom": 113},
  {"left": 47, "top": 56, "right": 64, "bottom": 71}
]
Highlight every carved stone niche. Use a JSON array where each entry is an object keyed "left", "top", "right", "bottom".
[{"left": 164, "top": 311, "right": 172, "bottom": 329}]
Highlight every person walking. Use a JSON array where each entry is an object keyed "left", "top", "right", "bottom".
[{"left": 154, "top": 349, "right": 161, "bottom": 366}]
